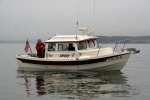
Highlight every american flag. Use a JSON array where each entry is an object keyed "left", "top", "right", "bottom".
[{"left": 24, "top": 39, "right": 31, "bottom": 53}]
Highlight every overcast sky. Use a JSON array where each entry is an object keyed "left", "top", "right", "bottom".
[{"left": 0, "top": 0, "right": 150, "bottom": 41}]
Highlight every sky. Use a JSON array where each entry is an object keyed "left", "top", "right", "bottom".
[{"left": 0, "top": 0, "right": 150, "bottom": 41}]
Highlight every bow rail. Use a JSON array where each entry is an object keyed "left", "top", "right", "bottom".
[{"left": 97, "top": 39, "right": 130, "bottom": 56}]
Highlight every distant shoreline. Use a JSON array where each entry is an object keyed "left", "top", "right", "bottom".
[
  {"left": 0, "top": 36, "right": 150, "bottom": 44},
  {"left": 97, "top": 36, "right": 150, "bottom": 44}
]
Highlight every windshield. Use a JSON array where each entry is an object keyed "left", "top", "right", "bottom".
[{"left": 77, "top": 41, "right": 87, "bottom": 50}]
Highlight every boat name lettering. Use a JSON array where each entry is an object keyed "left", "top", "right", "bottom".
[
  {"left": 60, "top": 54, "right": 70, "bottom": 58},
  {"left": 107, "top": 56, "right": 122, "bottom": 61}
]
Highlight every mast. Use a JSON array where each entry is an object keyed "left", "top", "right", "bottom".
[
  {"left": 76, "top": 0, "right": 79, "bottom": 39},
  {"left": 92, "top": 0, "right": 96, "bottom": 36}
]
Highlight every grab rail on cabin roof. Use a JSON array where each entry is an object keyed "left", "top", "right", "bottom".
[{"left": 96, "top": 39, "right": 130, "bottom": 56}]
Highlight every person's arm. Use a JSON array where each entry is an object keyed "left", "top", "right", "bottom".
[
  {"left": 43, "top": 43, "right": 45, "bottom": 47},
  {"left": 42, "top": 43, "right": 45, "bottom": 49},
  {"left": 36, "top": 44, "right": 41, "bottom": 50}
]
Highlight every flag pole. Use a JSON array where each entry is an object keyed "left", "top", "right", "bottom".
[
  {"left": 28, "top": 39, "right": 32, "bottom": 53},
  {"left": 29, "top": 46, "right": 32, "bottom": 53}
]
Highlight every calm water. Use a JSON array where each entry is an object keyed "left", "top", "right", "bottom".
[{"left": 0, "top": 43, "right": 150, "bottom": 100}]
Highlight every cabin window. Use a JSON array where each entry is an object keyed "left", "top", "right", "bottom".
[
  {"left": 58, "top": 43, "right": 75, "bottom": 51},
  {"left": 48, "top": 43, "right": 56, "bottom": 51},
  {"left": 88, "top": 40, "right": 95, "bottom": 48},
  {"left": 77, "top": 41, "right": 87, "bottom": 50}
]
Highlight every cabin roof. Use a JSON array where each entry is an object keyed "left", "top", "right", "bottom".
[{"left": 45, "top": 35, "right": 98, "bottom": 43}]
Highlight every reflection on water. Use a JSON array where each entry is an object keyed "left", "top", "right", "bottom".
[{"left": 16, "top": 70, "right": 139, "bottom": 99}]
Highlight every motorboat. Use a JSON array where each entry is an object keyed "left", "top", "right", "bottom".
[{"left": 16, "top": 28, "right": 133, "bottom": 71}]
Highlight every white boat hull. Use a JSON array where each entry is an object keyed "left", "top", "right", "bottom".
[{"left": 16, "top": 52, "right": 130, "bottom": 71}]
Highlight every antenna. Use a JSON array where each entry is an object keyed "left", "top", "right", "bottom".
[
  {"left": 76, "top": 0, "right": 79, "bottom": 39},
  {"left": 92, "top": 0, "right": 96, "bottom": 36}
]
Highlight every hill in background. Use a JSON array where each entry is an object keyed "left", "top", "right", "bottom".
[{"left": 97, "top": 36, "right": 150, "bottom": 44}]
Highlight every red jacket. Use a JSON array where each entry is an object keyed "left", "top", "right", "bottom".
[{"left": 36, "top": 43, "right": 45, "bottom": 57}]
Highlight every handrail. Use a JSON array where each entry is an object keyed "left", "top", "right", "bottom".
[{"left": 97, "top": 39, "right": 130, "bottom": 56}]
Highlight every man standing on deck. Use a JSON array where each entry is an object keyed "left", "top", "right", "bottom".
[{"left": 36, "top": 39, "right": 45, "bottom": 58}]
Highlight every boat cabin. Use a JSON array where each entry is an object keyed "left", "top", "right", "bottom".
[{"left": 44, "top": 35, "right": 100, "bottom": 59}]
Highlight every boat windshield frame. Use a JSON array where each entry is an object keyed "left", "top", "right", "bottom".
[{"left": 77, "top": 39, "right": 99, "bottom": 51}]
